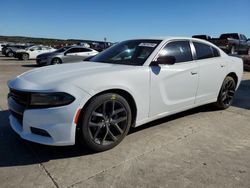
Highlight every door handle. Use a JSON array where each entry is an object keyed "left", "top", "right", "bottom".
[{"left": 191, "top": 71, "right": 198, "bottom": 75}]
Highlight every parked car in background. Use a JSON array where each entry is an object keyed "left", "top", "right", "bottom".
[
  {"left": 14, "top": 45, "right": 56, "bottom": 60},
  {"left": 8, "top": 37, "right": 243, "bottom": 151},
  {"left": 196, "top": 33, "right": 250, "bottom": 55},
  {"left": 192, "top": 35, "right": 212, "bottom": 40},
  {"left": 36, "top": 46, "right": 98, "bottom": 65},
  {"left": 0, "top": 42, "right": 7, "bottom": 52},
  {"left": 2, "top": 44, "right": 31, "bottom": 57}
]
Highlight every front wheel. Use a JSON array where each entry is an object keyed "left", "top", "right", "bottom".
[
  {"left": 215, "top": 76, "right": 236, "bottom": 110},
  {"left": 79, "top": 93, "right": 132, "bottom": 152}
]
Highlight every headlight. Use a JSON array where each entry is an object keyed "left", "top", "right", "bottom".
[{"left": 30, "top": 92, "right": 75, "bottom": 107}]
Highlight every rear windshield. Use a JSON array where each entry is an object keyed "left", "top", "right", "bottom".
[{"left": 220, "top": 34, "right": 239, "bottom": 39}]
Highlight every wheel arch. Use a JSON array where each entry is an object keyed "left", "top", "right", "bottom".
[
  {"left": 76, "top": 88, "right": 137, "bottom": 129},
  {"left": 226, "top": 72, "right": 238, "bottom": 86}
]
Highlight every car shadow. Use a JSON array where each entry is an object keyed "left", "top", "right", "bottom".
[
  {"left": 0, "top": 104, "right": 217, "bottom": 168},
  {"left": 0, "top": 79, "right": 249, "bottom": 167},
  {"left": 21, "top": 64, "right": 39, "bottom": 67},
  {"left": 0, "top": 58, "right": 21, "bottom": 61},
  {"left": 232, "top": 79, "right": 250, "bottom": 110}
]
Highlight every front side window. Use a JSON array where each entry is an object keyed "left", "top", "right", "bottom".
[
  {"left": 90, "top": 40, "right": 161, "bottom": 65},
  {"left": 158, "top": 41, "right": 193, "bottom": 63},
  {"left": 193, "top": 42, "right": 214, "bottom": 60}
]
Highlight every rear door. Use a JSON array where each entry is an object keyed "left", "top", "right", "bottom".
[
  {"left": 75, "top": 48, "right": 93, "bottom": 60},
  {"left": 192, "top": 41, "right": 227, "bottom": 104},
  {"left": 150, "top": 40, "right": 199, "bottom": 116},
  {"left": 63, "top": 47, "right": 80, "bottom": 63}
]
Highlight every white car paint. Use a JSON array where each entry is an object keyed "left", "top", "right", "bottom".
[
  {"left": 8, "top": 37, "right": 243, "bottom": 146},
  {"left": 16, "top": 45, "right": 56, "bottom": 59}
]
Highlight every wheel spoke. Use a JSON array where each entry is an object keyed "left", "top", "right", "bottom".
[
  {"left": 221, "top": 92, "right": 227, "bottom": 101},
  {"left": 113, "top": 116, "right": 127, "bottom": 124},
  {"left": 89, "top": 122, "right": 103, "bottom": 127},
  {"left": 228, "top": 90, "right": 235, "bottom": 97},
  {"left": 101, "top": 129, "right": 109, "bottom": 144},
  {"left": 112, "top": 108, "right": 125, "bottom": 115},
  {"left": 102, "top": 101, "right": 107, "bottom": 116},
  {"left": 108, "top": 129, "right": 118, "bottom": 141},
  {"left": 92, "top": 111, "right": 104, "bottom": 118},
  {"left": 112, "top": 100, "right": 115, "bottom": 114},
  {"left": 93, "top": 126, "right": 102, "bottom": 139},
  {"left": 112, "top": 123, "right": 123, "bottom": 134}
]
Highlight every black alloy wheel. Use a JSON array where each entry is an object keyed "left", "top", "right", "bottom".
[
  {"left": 80, "top": 93, "right": 132, "bottom": 152},
  {"left": 215, "top": 76, "right": 236, "bottom": 110}
]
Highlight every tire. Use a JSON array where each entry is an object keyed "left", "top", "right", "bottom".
[
  {"left": 51, "top": 58, "right": 62, "bottom": 65},
  {"left": 79, "top": 93, "right": 132, "bottom": 152},
  {"left": 215, "top": 76, "right": 236, "bottom": 110},
  {"left": 230, "top": 46, "right": 237, "bottom": 55},
  {"left": 7, "top": 51, "right": 14, "bottom": 57},
  {"left": 22, "top": 53, "right": 29, "bottom": 60}
]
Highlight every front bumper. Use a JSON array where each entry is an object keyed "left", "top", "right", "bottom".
[
  {"left": 36, "top": 58, "right": 50, "bottom": 65},
  {"left": 8, "top": 96, "right": 78, "bottom": 146}
]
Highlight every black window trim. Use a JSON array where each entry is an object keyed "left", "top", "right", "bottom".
[
  {"left": 190, "top": 40, "right": 221, "bottom": 61},
  {"left": 151, "top": 39, "right": 196, "bottom": 65}
]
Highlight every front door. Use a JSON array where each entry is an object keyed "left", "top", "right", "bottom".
[{"left": 150, "top": 40, "right": 199, "bottom": 117}]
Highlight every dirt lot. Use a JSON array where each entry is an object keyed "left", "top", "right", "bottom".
[{"left": 0, "top": 55, "right": 250, "bottom": 188}]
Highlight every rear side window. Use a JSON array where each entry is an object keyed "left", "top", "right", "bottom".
[
  {"left": 159, "top": 41, "right": 193, "bottom": 63},
  {"left": 78, "top": 48, "right": 92, "bottom": 52},
  {"left": 193, "top": 42, "right": 214, "bottom": 60}
]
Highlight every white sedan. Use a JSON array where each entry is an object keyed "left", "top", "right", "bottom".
[
  {"left": 15, "top": 45, "right": 56, "bottom": 60},
  {"left": 8, "top": 37, "right": 243, "bottom": 151}
]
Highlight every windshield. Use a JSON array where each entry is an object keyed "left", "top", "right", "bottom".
[
  {"left": 55, "top": 46, "right": 71, "bottom": 53},
  {"left": 90, "top": 40, "right": 161, "bottom": 65}
]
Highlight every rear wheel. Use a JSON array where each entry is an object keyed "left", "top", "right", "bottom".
[
  {"left": 51, "top": 58, "right": 62, "bottom": 65},
  {"left": 22, "top": 53, "right": 29, "bottom": 60},
  {"left": 215, "top": 76, "right": 236, "bottom": 110},
  {"left": 79, "top": 93, "right": 132, "bottom": 152},
  {"left": 230, "top": 46, "right": 237, "bottom": 55}
]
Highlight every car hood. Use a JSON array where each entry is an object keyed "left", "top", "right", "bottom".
[{"left": 8, "top": 61, "right": 138, "bottom": 92}]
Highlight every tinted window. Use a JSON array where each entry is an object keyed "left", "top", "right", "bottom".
[
  {"left": 66, "top": 48, "right": 78, "bottom": 53},
  {"left": 240, "top": 34, "right": 247, "bottom": 40},
  {"left": 78, "top": 48, "right": 92, "bottom": 52},
  {"left": 159, "top": 41, "right": 193, "bottom": 63},
  {"left": 220, "top": 33, "right": 239, "bottom": 39},
  {"left": 193, "top": 42, "right": 214, "bottom": 59}
]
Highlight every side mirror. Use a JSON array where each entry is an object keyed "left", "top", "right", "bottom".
[
  {"left": 64, "top": 52, "right": 67, "bottom": 56},
  {"left": 247, "top": 38, "right": 250, "bottom": 42},
  {"left": 151, "top": 56, "right": 176, "bottom": 66}
]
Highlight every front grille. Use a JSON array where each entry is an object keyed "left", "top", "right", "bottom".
[{"left": 9, "top": 89, "right": 30, "bottom": 106}]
